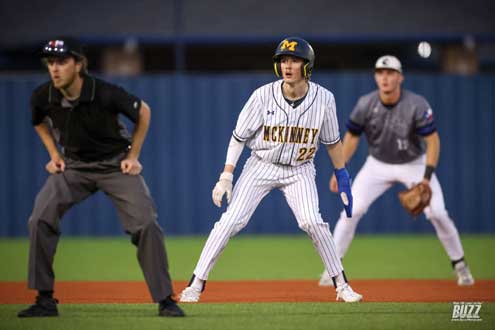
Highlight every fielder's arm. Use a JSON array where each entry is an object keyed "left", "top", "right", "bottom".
[
  {"left": 422, "top": 131, "right": 440, "bottom": 182},
  {"left": 423, "top": 131, "right": 440, "bottom": 168},
  {"left": 340, "top": 131, "right": 360, "bottom": 163}
]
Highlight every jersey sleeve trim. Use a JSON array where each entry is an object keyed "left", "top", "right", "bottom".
[
  {"left": 320, "top": 136, "right": 341, "bottom": 145},
  {"left": 416, "top": 122, "right": 437, "bottom": 136},
  {"left": 346, "top": 119, "right": 364, "bottom": 135},
  {"left": 232, "top": 134, "right": 244, "bottom": 143},
  {"left": 232, "top": 130, "right": 250, "bottom": 142}
]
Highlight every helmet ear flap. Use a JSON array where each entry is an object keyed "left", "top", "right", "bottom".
[
  {"left": 302, "top": 62, "right": 312, "bottom": 78},
  {"left": 274, "top": 61, "right": 282, "bottom": 77}
]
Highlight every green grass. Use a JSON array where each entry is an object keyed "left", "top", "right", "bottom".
[
  {"left": 1, "top": 303, "right": 494, "bottom": 330},
  {"left": 0, "top": 234, "right": 493, "bottom": 281},
  {"left": 1, "top": 235, "right": 494, "bottom": 330}
]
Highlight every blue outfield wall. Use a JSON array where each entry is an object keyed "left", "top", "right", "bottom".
[{"left": 0, "top": 73, "right": 493, "bottom": 237}]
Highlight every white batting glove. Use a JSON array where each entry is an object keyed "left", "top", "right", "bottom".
[{"left": 212, "top": 172, "right": 234, "bottom": 208}]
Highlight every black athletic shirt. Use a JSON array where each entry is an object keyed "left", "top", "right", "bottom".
[{"left": 31, "top": 75, "right": 142, "bottom": 162}]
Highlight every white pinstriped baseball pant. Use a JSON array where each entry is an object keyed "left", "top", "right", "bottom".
[{"left": 193, "top": 155, "right": 343, "bottom": 280}]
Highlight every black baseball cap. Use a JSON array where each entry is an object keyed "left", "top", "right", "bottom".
[{"left": 40, "top": 37, "right": 84, "bottom": 60}]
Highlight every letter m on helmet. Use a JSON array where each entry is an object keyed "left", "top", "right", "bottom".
[{"left": 280, "top": 39, "right": 298, "bottom": 52}]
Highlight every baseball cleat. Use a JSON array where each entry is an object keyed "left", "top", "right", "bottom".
[
  {"left": 179, "top": 286, "right": 202, "bottom": 302},
  {"left": 158, "top": 295, "right": 185, "bottom": 317},
  {"left": 318, "top": 271, "right": 333, "bottom": 287},
  {"left": 336, "top": 283, "right": 363, "bottom": 303},
  {"left": 455, "top": 265, "right": 475, "bottom": 286},
  {"left": 18, "top": 296, "right": 59, "bottom": 318}
]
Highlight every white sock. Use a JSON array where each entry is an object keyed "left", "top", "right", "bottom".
[
  {"left": 334, "top": 272, "right": 347, "bottom": 288},
  {"left": 454, "top": 261, "right": 466, "bottom": 271},
  {"left": 191, "top": 276, "right": 204, "bottom": 291}
]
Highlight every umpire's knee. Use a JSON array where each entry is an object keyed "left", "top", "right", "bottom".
[{"left": 130, "top": 220, "right": 163, "bottom": 246}]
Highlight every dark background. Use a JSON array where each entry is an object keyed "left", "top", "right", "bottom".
[{"left": 0, "top": 0, "right": 494, "bottom": 73}]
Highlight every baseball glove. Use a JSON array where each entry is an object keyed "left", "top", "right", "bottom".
[{"left": 398, "top": 182, "right": 432, "bottom": 217}]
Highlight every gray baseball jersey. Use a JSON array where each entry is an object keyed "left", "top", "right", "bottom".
[
  {"left": 346, "top": 89, "right": 436, "bottom": 164},
  {"left": 233, "top": 80, "right": 341, "bottom": 166}
]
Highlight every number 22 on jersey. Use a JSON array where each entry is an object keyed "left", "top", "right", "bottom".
[{"left": 297, "top": 147, "right": 316, "bottom": 161}]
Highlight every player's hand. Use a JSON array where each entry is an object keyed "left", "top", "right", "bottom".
[
  {"left": 212, "top": 172, "right": 233, "bottom": 208},
  {"left": 334, "top": 168, "right": 353, "bottom": 218},
  {"left": 45, "top": 155, "right": 65, "bottom": 174},
  {"left": 329, "top": 174, "right": 338, "bottom": 193},
  {"left": 121, "top": 158, "right": 143, "bottom": 175}
]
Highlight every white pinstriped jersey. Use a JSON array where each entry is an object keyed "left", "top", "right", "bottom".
[
  {"left": 189, "top": 79, "right": 346, "bottom": 284},
  {"left": 233, "top": 80, "right": 341, "bottom": 166}
]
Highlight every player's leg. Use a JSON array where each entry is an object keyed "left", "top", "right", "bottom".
[
  {"left": 318, "top": 156, "right": 394, "bottom": 286},
  {"left": 280, "top": 163, "right": 361, "bottom": 302},
  {"left": 398, "top": 161, "right": 474, "bottom": 286},
  {"left": 19, "top": 170, "right": 95, "bottom": 318},
  {"left": 333, "top": 156, "right": 394, "bottom": 258},
  {"left": 97, "top": 171, "right": 183, "bottom": 313},
  {"left": 181, "top": 156, "right": 273, "bottom": 302}
]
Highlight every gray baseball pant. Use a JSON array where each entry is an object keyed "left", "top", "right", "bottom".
[{"left": 27, "top": 157, "right": 173, "bottom": 302}]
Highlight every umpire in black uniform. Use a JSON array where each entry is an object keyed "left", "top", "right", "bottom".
[{"left": 18, "top": 37, "right": 184, "bottom": 318}]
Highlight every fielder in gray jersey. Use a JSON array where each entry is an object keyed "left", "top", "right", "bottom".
[
  {"left": 319, "top": 55, "right": 474, "bottom": 287},
  {"left": 180, "top": 37, "right": 362, "bottom": 303}
]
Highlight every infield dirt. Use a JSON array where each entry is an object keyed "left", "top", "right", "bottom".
[{"left": 1, "top": 280, "right": 494, "bottom": 304}]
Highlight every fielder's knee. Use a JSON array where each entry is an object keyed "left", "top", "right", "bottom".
[{"left": 425, "top": 207, "right": 450, "bottom": 222}]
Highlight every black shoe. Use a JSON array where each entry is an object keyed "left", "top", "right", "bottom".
[
  {"left": 158, "top": 296, "right": 185, "bottom": 317},
  {"left": 18, "top": 296, "right": 59, "bottom": 318}
]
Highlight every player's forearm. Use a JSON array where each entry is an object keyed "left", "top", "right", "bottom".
[
  {"left": 342, "top": 132, "right": 360, "bottom": 162},
  {"left": 424, "top": 132, "right": 440, "bottom": 167},
  {"left": 326, "top": 142, "right": 346, "bottom": 169},
  {"left": 222, "top": 136, "right": 245, "bottom": 174},
  {"left": 128, "top": 102, "right": 151, "bottom": 159},
  {"left": 34, "top": 124, "right": 61, "bottom": 160}
]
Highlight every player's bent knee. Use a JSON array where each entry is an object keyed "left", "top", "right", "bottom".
[
  {"left": 298, "top": 218, "right": 327, "bottom": 233},
  {"left": 129, "top": 220, "right": 163, "bottom": 246},
  {"left": 424, "top": 208, "right": 449, "bottom": 222},
  {"left": 27, "top": 216, "right": 39, "bottom": 231},
  {"left": 214, "top": 215, "right": 248, "bottom": 237}
]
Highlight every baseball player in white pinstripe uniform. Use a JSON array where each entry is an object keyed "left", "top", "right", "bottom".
[
  {"left": 180, "top": 37, "right": 362, "bottom": 303},
  {"left": 319, "top": 55, "right": 475, "bottom": 287}
]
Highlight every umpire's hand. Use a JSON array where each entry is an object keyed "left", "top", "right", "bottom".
[
  {"left": 121, "top": 158, "right": 143, "bottom": 175},
  {"left": 45, "top": 155, "right": 65, "bottom": 174}
]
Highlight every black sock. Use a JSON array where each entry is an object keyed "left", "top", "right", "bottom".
[
  {"left": 160, "top": 295, "right": 176, "bottom": 306},
  {"left": 39, "top": 290, "right": 53, "bottom": 299},
  {"left": 331, "top": 270, "right": 348, "bottom": 288},
  {"left": 451, "top": 257, "right": 465, "bottom": 269}
]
